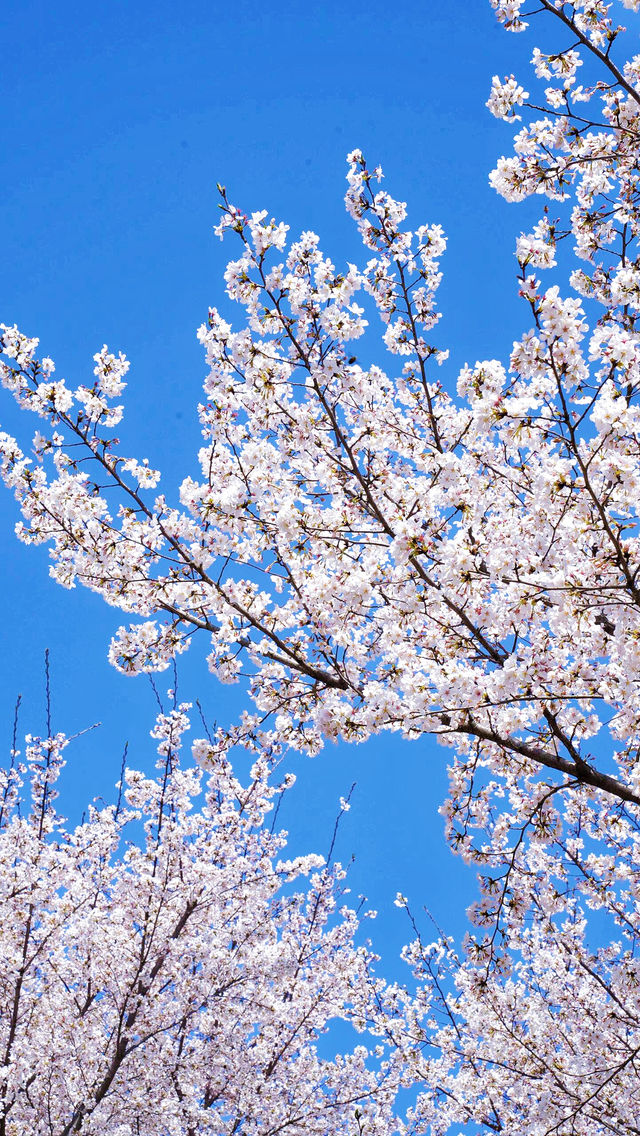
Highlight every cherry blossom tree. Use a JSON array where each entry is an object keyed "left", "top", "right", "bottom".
[
  {"left": 0, "top": 701, "right": 406, "bottom": 1136},
  {"left": 4, "top": 1, "right": 640, "bottom": 1132},
  {"left": 388, "top": 756, "right": 640, "bottom": 1134},
  {"left": 3, "top": 1, "right": 640, "bottom": 829}
]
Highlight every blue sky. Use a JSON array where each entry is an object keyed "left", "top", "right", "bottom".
[{"left": 0, "top": 0, "right": 547, "bottom": 966}]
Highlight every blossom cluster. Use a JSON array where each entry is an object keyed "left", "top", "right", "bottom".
[{"left": 0, "top": 708, "right": 406, "bottom": 1135}]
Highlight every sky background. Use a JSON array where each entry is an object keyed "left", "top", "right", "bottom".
[{"left": 0, "top": 0, "right": 580, "bottom": 970}]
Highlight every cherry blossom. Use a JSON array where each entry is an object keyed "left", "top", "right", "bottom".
[
  {"left": 0, "top": 705, "right": 404, "bottom": 1135},
  {"left": 4, "top": 27, "right": 640, "bottom": 823},
  {"left": 4, "top": 2, "right": 640, "bottom": 1129}
]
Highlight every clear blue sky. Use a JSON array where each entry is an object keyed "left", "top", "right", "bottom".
[{"left": 0, "top": 0, "right": 545, "bottom": 965}]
